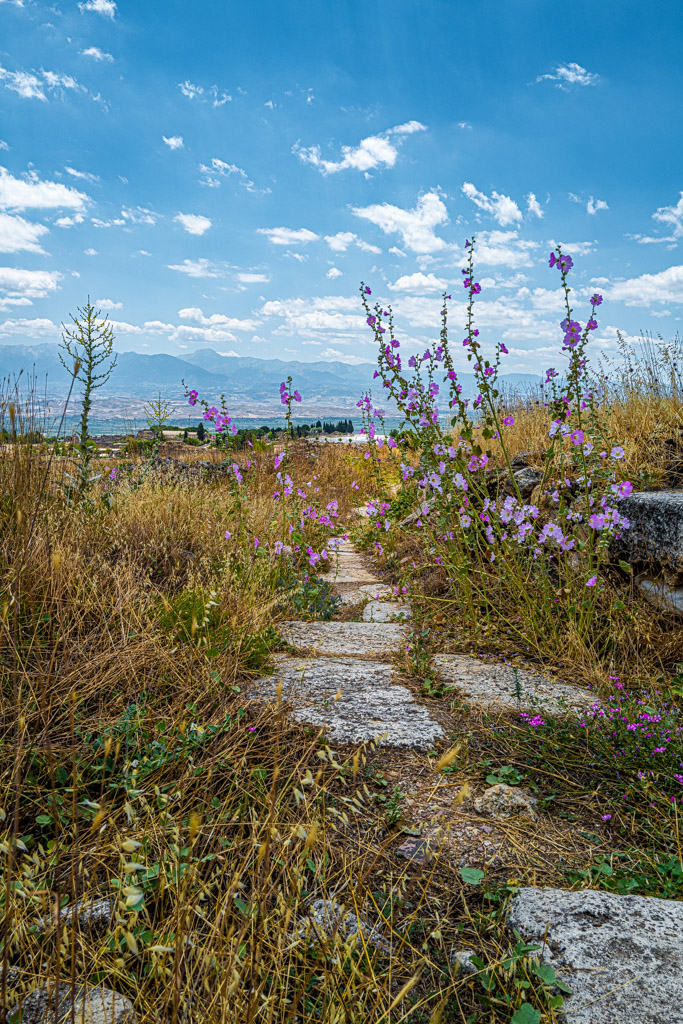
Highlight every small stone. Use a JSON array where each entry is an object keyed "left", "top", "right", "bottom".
[
  {"left": 396, "top": 836, "right": 431, "bottom": 866},
  {"left": 297, "top": 898, "right": 390, "bottom": 954},
  {"left": 637, "top": 577, "right": 683, "bottom": 618},
  {"left": 450, "top": 949, "right": 478, "bottom": 975},
  {"left": 38, "top": 896, "right": 113, "bottom": 933},
  {"left": 9, "top": 982, "right": 136, "bottom": 1024},
  {"left": 507, "top": 887, "right": 683, "bottom": 1024},
  {"left": 612, "top": 490, "right": 683, "bottom": 574},
  {"left": 474, "top": 784, "right": 537, "bottom": 820},
  {"left": 505, "top": 467, "right": 544, "bottom": 499}
]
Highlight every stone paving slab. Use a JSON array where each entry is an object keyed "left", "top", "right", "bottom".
[
  {"left": 507, "top": 887, "right": 683, "bottom": 1024},
  {"left": 336, "top": 583, "right": 394, "bottom": 606},
  {"left": 281, "top": 621, "right": 406, "bottom": 656},
  {"left": 250, "top": 656, "right": 444, "bottom": 748},
  {"left": 362, "top": 600, "right": 411, "bottom": 622},
  {"left": 333, "top": 569, "right": 381, "bottom": 584},
  {"left": 433, "top": 655, "right": 596, "bottom": 713}
]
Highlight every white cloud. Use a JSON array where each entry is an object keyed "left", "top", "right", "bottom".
[
  {"left": 0, "top": 167, "right": 88, "bottom": 211},
  {"left": 0, "top": 316, "right": 59, "bottom": 338},
  {"left": 55, "top": 213, "right": 85, "bottom": 228},
  {"left": 167, "top": 258, "right": 224, "bottom": 278},
  {"left": 352, "top": 191, "right": 448, "bottom": 254},
  {"left": 324, "top": 231, "right": 357, "bottom": 252},
  {"left": 257, "top": 226, "right": 318, "bottom": 246},
  {"left": 174, "top": 212, "right": 212, "bottom": 236},
  {"left": 587, "top": 197, "right": 609, "bottom": 215},
  {"left": 293, "top": 120, "right": 426, "bottom": 176},
  {"left": 199, "top": 158, "right": 269, "bottom": 193},
  {"left": 0, "top": 65, "right": 85, "bottom": 102},
  {"left": 260, "top": 296, "right": 365, "bottom": 340},
  {"left": 390, "top": 271, "right": 447, "bottom": 293},
  {"left": 177, "top": 306, "right": 260, "bottom": 330},
  {"left": 95, "top": 298, "right": 122, "bottom": 310},
  {"left": 536, "top": 62, "right": 599, "bottom": 89},
  {"left": 179, "top": 80, "right": 231, "bottom": 107},
  {"left": 604, "top": 265, "right": 683, "bottom": 307},
  {"left": 66, "top": 166, "right": 99, "bottom": 184},
  {"left": 319, "top": 347, "right": 373, "bottom": 364},
  {"left": 389, "top": 246, "right": 406, "bottom": 258},
  {"left": 0, "top": 213, "right": 48, "bottom": 253},
  {"left": 526, "top": 192, "right": 544, "bottom": 218},
  {"left": 237, "top": 272, "right": 270, "bottom": 284},
  {"left": 84, "top": 247, "right": 98, "bottom": 255},
  {"left": 78, "top": 0, "right": 116, "bottom": 17},
  {"left": 652, "top": 192, "right": 683, "bottom": 240},
  {"left": 474, "top": 230, "right": 538, "bottom": 267},
  {"left": 80, "top": 46, "right": 113, "bottom": 61},
  {"left": 163, "top": 135, "right": 184, "bottom": 150},
  {"left": 121, "top": 205, "right": 155, "bottom": 226},
  {"left": 326, "top": 267, "right": 342, "bottom": 279},
  {"left": 0, "top": 141, "right": 8, "bottom": 151},
  {"left": 0, "top": 267, "right": 60, "bottom": 299},
  {"left": 462, "top": 182, "right": 522, "bottom": 227}
]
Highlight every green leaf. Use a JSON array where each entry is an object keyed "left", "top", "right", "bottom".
[
  {"left": 459, "top": 867, "right": 485, "bottom": 885},
  {"left": 618, "top": 560, "right": 633, "bottom": 574},
  {"left": 533, "top": 963, "right": 556, "bottom": 985},
  {"left": 511, "top": 1004, "right": 541, "bottom": 1024},
  {"left": 35, "top": 815, "right": 53, "bottom": 826},
  {"left": 233, "top": 897, "right": 252, "bottom": 917}
]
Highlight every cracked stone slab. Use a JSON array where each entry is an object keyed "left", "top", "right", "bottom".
[
  {"left": 250, "top": 656, "right": 444, "bottom": 748},
  {"left": 362, "top": 600, "right": 411, "bottom": 622},
  {"left": 433, "top": 655, "right": 596, "bottom": 713},
  {"left": 281, "top": 620, "right": 406, "bottom": 656},
  {"left": 336, "top": 583, "right": 394, "bottom": 606},
  {"left": 612, "top": 490, "right": 683, "bottom": 574},
  {"left": 507, "top": 887, "right": 683, "bottom": 1024}
]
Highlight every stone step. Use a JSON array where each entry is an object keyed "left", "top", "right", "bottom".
[
  {"left": 336, "top": 583, "right": 394, "bottom": 606},
  {"left": 507, "top": 887, "right": 683, "bottom": 1024},
  {"left": 612, "top": 490, "right": 683, "bottom": 574},
  {"left": 280, "top": 620, "right": 406, "bottom": 657},
  {"left": 250, "top": 656, "right": 444, "bottom": 748},
  {"left": 433, "top": 655, "right": 596, "bottom": 713},
  {"left": 362, "top": 600, "right": 411, "bottom": 622}
]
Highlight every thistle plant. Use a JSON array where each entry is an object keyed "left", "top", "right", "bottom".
[{"left": 59, "top": 299, "right": 117, "bottom": 503}]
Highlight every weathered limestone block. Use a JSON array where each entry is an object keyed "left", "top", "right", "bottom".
[
  {"left": 9, "top": 983, "right": 136, "bottom": 1024},
  {"left": 433, "top": 655, "right": 596, "bottom": 713},
  {"left": 612, "top": 490, "right": 683, "bottom": 574},
  {"left": 507, "top": 887, "right": 683, "bottom": 1024},
  {"left": 250, "top": 656, "right": 444, "bottom": 748},
  {"left": 280, "top": 620, "right": 406, "bottom": 657}
]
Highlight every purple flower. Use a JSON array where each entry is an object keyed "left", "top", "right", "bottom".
[
  {"left": 558, "top": 255, "right": 573, "bottom": 271},
  {"left": 503, "top": 415, "right": 514, "bottom": 426},
  {"left": 586, "top": 576, "right": 598, "bottom": 587},
  {"left": 364, "top": 286, "right": 371, "bottom": 295},
  {"left": 254, "top": 537, "right": 259, "bottom": 549},
  {"left": 587, "top": 318, "right": 598, "bottom": 330},
  {"left": 610, "top": 445, "right": 625, "bottom": 460},
  {"left": 548, "top": 252, "right": 557, "bottom": 268},
  {"left": 570, "top": 429, "right": 585, "bottom": 445},
  {"left": 224, "top": 529, "right": 232, "bottom": 540},
  {"left": 500, "top": 343, "right": 509, "bottom": 354},
  {"left": 187, "top": 389, "right": 198, "bottom": 406},
  {"left": 279, "top": 382, "right": 287, "bottom": 394},
  {"left": 293, "top": 391, "right": 302, "bottom": 402},
  {"left": 472, "top": 282, "right": 481, "bottom": 294},
  {"left": 591, "top": 293, "right": 603, "bottom": 306},
  {"left": 601, "top": 814, "right": 612, "bottom": 821}
]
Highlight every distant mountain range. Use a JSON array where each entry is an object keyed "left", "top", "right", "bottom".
[{"left": 0, "top": 343, "right": 544, "bottom": 419}]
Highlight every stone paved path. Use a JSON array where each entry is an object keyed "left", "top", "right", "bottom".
[{"left": 251, "top": 534, "right": 444, "bottom": 750}]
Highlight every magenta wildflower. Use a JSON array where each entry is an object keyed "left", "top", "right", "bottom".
[
  {"left": 586, "top": 576, "right": 598, "bottom": 587},
  {"left": 503, "top": 416, "right": 514, "bottom": 426},
  {"left": 224, "top": 530, "right": 231, "bottom": 540}
]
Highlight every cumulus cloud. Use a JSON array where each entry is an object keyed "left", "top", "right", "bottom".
[
  {"left": 78, "top": 0, "right": 116, "bottom": 17},
  {"left": 167, "top": 258, "right": 224, "bottom": 278},
  {"left": 535, "top": 62, "right": 599, "bottom": 89},
  {"left": 352, "top": 191, "right": 448, "bottom": 254},
  {"left": 473, "top": 230, "right": 538, "bottom": 268},
  {"left": 177, "top": 306, "right": 260, "bottom": 330},
  {"left": 390, "top": 271, "right": 447, "bottom": 292},
  {"left": 55, "top": 212, "right": 85, "bottom": 227},
  {"left": 323, "top": 231, "right": 381, "bottom": 255},
  {"left": 293, "top": 119, "right": 426, "bottom": 176},
  {"left": 0, "top": 64, "right": 85, "bottom": 102},
  {"left": 260, "top": 296, "right": 365, "bottom": 339},
  {"left": 587, "top": 197, "right": 609, "bottom": 215},
  {"left": 80, "top": 46, "right": 113, "bottom": 61},
  {"left": 462, "top": 182, "right": 523, "bottom": 227},
  {"left": 237, "top": 272, "right": 270, "bottom": 284},
  {"left": 174, "top": 212, "right": 212, "bottom": 236},
  {"left": 526, "top": 192, "right": 544, "bottom": 218},
  {"left": 319, "top": 347, "right": 373, "bottom": 364},
  {"left": 0, "top": 167, "right": 88, "bottom": 211},
  {"left": 84, "top": 247, "right": 97, "bottom": 255},
  {"left": 0, "top": 213, "right": 48, "bottom": 253},
  {"left": 163, "top": 135, "right": 184, "bottom": 150},
  {"left": 0, "top": 316, "right": 59, "bottom": 338},
  {"left": 326, "top": 267, "right": 342, "bottom": 279},
  {"left": 257, "top": 226, "right": 318, "bottom": 246},
  {"left": 179, "top": 80, "right": 231, "bottom": 106},
  {"left": 604, "top": 265, "right": 683, "bottom": 307},
  {"left": 652, "top": 191, "right": 683, "bottom": 240},
  {"left": 95, "top": 298, "right": 122, "bottom": 310},
  {"left": 0, "top": 266, "right": 60, "bottom": 299}
]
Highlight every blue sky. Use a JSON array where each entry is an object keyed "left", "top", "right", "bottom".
[{"left": 1, "top": 0, "right": 683, "bottom": 373}]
